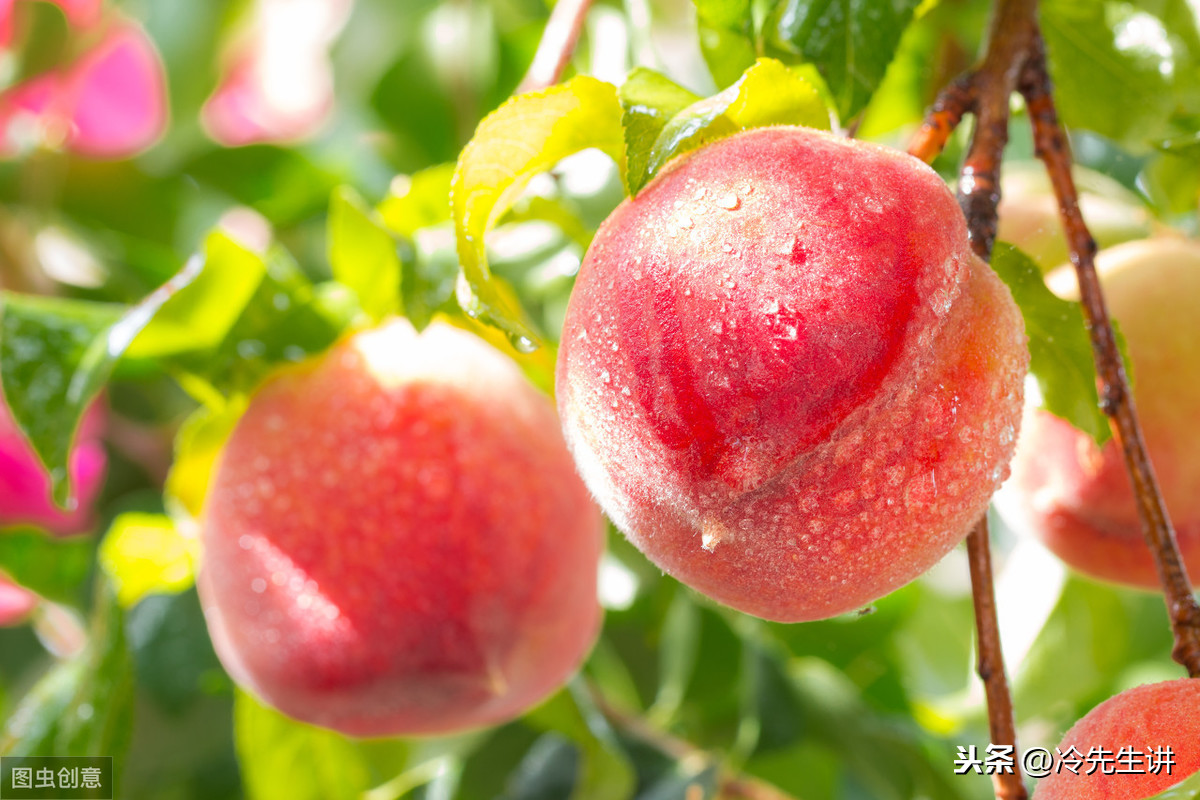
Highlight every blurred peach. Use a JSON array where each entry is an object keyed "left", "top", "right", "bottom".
[{"left": 202, "top": 0, "right": 351, "bottom": 146}]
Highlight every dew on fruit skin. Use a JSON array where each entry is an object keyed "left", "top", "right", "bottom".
[
  {"left": 251, "top": 578, "right": 267, "bottom": 593},
  {"left": 266, "top": 414, "right": 284, "bottom": 432},
  {"left": 762, "top": 298, "right": 780, "bottom": 314},
  {"left": 600, "top": 370, "right": 611, "bottom": 383},
  {"left": 677, "top": 216, "right": 693, "bottom": 230},
  {"left": 781, "top": 325, "right": 798, "bottom": 340},
  {"left": 701, "top": 517, "right": 725, "bottom": 551},
  {"left": 717, "top": 193, "right": 740, "bottom": 210},
  {"left": 621, "top": 386, "right": 631, "bottom": 396},
  {"left": 264, "top": 628, "right": 280, "bottom": 644},
  {"left": 722, "top": 243, "right": 734, "bottom": 253},
  {"left": 238, "top": 535, "right": 254, "bottom": 550}
]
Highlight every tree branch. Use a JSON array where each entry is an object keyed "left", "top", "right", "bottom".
[
  {"left": 1018, "top": 40, "right": 1200, "bottom": 677},
  {"left": 908, "top": 0, "right": 1200, "bottom": 795},
  {"left": 967, "top": 516, "right": 1025, "bottom": 800},
  {"left": 907, "top": 2, "right": 1046, "bottom": 798},
  {"left": 518, "top": 0, "right": 594, "bottom": 93}
]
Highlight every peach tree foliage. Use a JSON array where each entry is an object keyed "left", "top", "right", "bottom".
[{"left": 0, "top": 0, "right": 1198, "bottom": 798}]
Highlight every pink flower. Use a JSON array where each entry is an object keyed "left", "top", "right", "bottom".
[
  {"left": 0, "top": 574, "right": 37, "bottom": 627},
  {"left": 0, "top": 21, "right": 167, "bottom": 159},
  {"left": 0, "top": 400, "right": 106, "bottom": 535},
  {"left": 202, "top": 0, "right": 351, "bottom": 146}
]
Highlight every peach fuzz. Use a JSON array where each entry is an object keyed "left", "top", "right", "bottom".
[
  {"left": 1033, "top": 679, "right": 1200, "bottom": 799},
  {"left": 556, "top": 126, "right": 1028, "bottom": 622},
  {"left": 199, "top": 319, "right": 604, "bottom": 737},
  {"left": 1007, "top": 237, "right": 1200, "bottom": 589}
]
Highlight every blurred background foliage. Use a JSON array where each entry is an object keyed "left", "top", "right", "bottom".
[{"left": 0, "top": 0, "right": 1198, "bottom": 798}]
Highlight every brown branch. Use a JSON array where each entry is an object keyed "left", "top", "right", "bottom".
[
  {"left": 587, "top": 687, "right": 801, "bottom": 800},
  {"left": 518, "top": 0, "right": 594, "bottom": 94},
  {"left": 908, "top": 73, "right": 976, "bottom": 164},
  {"left": 967, "top": 517, "right": 1025, "bottom": 800},
  {"left": 1019, "top": 41, "right": 1200, "bottom": 677},
  {"left": 909, "top": 1, "right": 1043, "bottom": 798}
]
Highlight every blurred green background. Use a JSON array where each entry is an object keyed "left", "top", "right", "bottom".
[{"left": 1, "top": 0, "right": 1199, "bottom": 798}]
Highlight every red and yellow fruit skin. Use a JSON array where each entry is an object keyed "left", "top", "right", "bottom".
[
  {"left": 1007, "top": 238, "right": 1200, "bottom": 589},
  {"left": 199, "top": 320, "right": 604, "bottom": 737},
  {"left": 556, "top": 126, "right": 1028, "bottom": 623},
  {"left": 1033, "top": 679, "right": 1200, "bottom": 799}
]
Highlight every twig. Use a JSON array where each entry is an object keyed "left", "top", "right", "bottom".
[
  {"left": 587, "top": 687, "right": 801, "bottom": 800},
  {"left": 517, "top": 0, "right": 594, "bottom": 93},
  {"left": 1019, "top": 40, "right": 1200, "bottom": 677},
  {"left": 967, "top": 517, "right": 1025, "bottom": 800},
  {"left": 909, "top": 0, "right": 1200, "bottom": 793},
  {"left": 907, "top": 73, "right": 975, "bottom": 164},
  {"left": 908, "top": 1, "right": 1044, "bottom": 798}
]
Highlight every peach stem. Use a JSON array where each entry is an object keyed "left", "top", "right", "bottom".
[{"left": 517, "top": 0, "right": 594, "bottom": 94}]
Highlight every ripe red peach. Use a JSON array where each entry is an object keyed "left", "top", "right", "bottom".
[
  {"left": 556, "top": 126, "right": 1028, "bottom": 622},
  {"left": 199, "top": 319, "right": 604, "bottom": 737},
  {"left": 1033, "top": 679, "right": 1200, "bottom": 799},
  {"left": 1006, "top": 237, "right": 1200, "bottom": 588}
]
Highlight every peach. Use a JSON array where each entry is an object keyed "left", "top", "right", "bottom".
[
  {"left": 0, "top": 398, "right": 106, "bottom": 535},
  {"left": 1006, "top": 237, "right": 1200, "bottom": 588},
  {"left": 1033, "top": 679, "right": 1200, "bottom": 799},
  {"left": 198, "top": 319, "right": 603, "bottom": 737},
  {"left": 556, "top": 126, "right": 1028, "bottom": 622}
]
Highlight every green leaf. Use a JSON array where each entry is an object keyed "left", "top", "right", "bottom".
[
  {"left": 524, "top": 683, "right": 636, "bottom": 800},
  {"left": 784, "top": 658, "right": 962, "bottom": 800},
  {"left": 233, "top": 691, "right": 463, "bottom": 800},
  {"left": 1041, "top": 0, "right": 1199, "bottom": 150},
  {"left": 2, "top": 579, "right": 135, "bottom": 769},
  {"left": 0, "top": 527, "right": 93, "bottom": 606},
  {"left": 627, "top": 59, "right": 830, "bottom": 195},
  {"left": 235, "top": 691, "right": 396, "bottom": 800},
  {"left": 164, "top": 399, "right": 247, "bottom": 521},
  {"left": 157, "top": 240, "right": 346, "bottom": 397},
  {"left": 762, "top": 0, "right": 922, "bottom": 120},
  {"left": 125, "top": 234, "right": 265, "bottom": 360},
  {"left": 379, "top": 163, "right": 456, "bottom": 238},
  {"left": 648, "top": 591, "right": 701, "bottom": 725},
  {"left": 98, "top": 513, "right": 199, "bottom": 608},
  {"left": 694, "top": 0, "right": 758, "bottom": 89},
  {"left": 451, "top": 76, "right": 627, "bottom": 351},
  {"left": 991, "top": 242, "right": 1111, "bottom": 447},
  {"left": 328, "top": 186, "right": 403, "bottom": 322},
  {"left": 618, "top": 69, "right": 702, "bottom": 195},
  {"left": 0, "top": 294, "right": 122, "bottom": 505}
]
